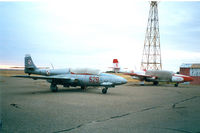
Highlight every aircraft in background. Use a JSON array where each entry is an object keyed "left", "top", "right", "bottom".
[
  {"left": 124, "top": 69, "right": 194, "bottom": 87},
  {"left": 108, "top": 59, "right": 193, "bottom": 87},
  {"left": 108, "top": 59, "right": 128, "bottom": 73},
  {"left": 13, "top": 55, "right": 127, "bottom": 94}
]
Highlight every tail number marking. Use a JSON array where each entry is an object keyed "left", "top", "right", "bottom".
[{"left": 89, "top": 77, "right": 99, "bottom": 83}]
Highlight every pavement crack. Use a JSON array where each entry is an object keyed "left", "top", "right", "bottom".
[
  {"left": 53, "top": 124, "right": 84, "bottom": 133},
  {"left": 53, "top": 105, "right": 161, "bottom": 133},
  {"left": 155, "top": 127, "right": 193, "bottom": 133},
  {"left": 172, "top": 96, "right": 200, "bottom": 109},
  {"left": 139, "top": 106, "right": 161, "bottom": 112},
  {"left": 53, "top": 113, "right": 132, "bottom": 133},
  {"left": 110, "top": 113, "right": 131, "bottom": 119},
  {"left": 10, "top": 103, "right": 21, "bottom": 109}
]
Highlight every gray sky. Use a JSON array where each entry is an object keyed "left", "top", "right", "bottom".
[{"left": 0, "top": 1, "right": 200, "bottom": 72}]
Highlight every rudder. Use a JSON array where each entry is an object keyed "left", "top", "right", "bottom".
[{"left": 25, "top": 54, "right": 37, "bottom": 74}]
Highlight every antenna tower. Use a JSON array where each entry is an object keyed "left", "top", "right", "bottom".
[{"left": 141, "top": 1, "right": 162, "bottom": 70}]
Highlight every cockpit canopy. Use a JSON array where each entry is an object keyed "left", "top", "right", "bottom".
[{"left": 69, "top": 68, "right": 102, "bottom": 75}]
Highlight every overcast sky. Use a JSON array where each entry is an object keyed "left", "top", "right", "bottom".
[{"left": 0, "top": 1, "right": 200, "bottom": 72}]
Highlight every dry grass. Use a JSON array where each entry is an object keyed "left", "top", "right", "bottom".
[
  {"left": 0, "top": 70, "right": 25, "bottom": 77},
  {"left": 112, "top": 73, "right": 139, "bottom": 83}
]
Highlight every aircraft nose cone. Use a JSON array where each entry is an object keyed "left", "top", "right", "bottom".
[
  {"left": 184, "top": 76, "right": 194, "bottom": 82},
  {"left": 114, "top": 75, "right": 127, "bottom": 85},
  {"left": 121, "top": 77, "right": 127, "bottom": 84}
]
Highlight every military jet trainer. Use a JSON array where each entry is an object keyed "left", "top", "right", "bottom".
[
  {"left": 13, "top": 55, "right": 127, "bottom": 94},
  {"left": 124, "top": 69, "right": 193, "bottom": 87},
  {"left": 109, "top": 59, "right": 193, "bottom": 87}
]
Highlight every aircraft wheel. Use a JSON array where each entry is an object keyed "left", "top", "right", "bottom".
[
  {"left": 153, "top": 81, "right": 159, "bottom": 86},
  {"left": 102, "top": 88, "right": 108, "bottom": 94},
  {"left": 174, "top": 83, "right": 179, "bottom": 87},
  {"left": 139, "top": 81, "right": 145, "bottom": 86},
  {"left": 50, "top": 84, "right": 58, "bottom": 92},
  {"left": 81, "top": 85, "right": 86, "bottom": 90}
]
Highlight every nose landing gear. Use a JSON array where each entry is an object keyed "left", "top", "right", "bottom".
[
  {"left": 102, "top": 87, "right": 108, "bottom": 94},
  {"left": 174, "top": 83, "right": 179, "bottom": 87}
]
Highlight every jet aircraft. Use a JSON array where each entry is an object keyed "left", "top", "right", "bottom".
[
  {"left": 125, "top": 69, "right": 194, "bottom": 87},
  {"left": 13, "top": 55, "right": 127, "bottom": 94},
  {"left": 108, "top": 59, "right": 193, "bottom": 87}
]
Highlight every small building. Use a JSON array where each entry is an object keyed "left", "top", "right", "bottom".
[{"left": 180, "top": 63, "right": 200, "bottom": 85}]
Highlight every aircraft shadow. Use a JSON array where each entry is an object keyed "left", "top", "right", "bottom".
[
  {"left": 126, "top": 83, "right": 175, "bottom": 88},
  {"left": 15, "top": 87, "right": 116, "bottom": 95},
  {"left": 14, "top": 86, "right": 123, "bottom": 96}
]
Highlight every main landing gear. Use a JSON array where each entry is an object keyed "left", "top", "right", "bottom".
[
  {"left": 174, "top": 83, "right": 179, "bottom": 87},
  {"left": 102, "top": 87, "right": 108, "bottom": 94},
  {"left": 153, "top": 81, "right": 159, "bottom": 86},
  {"left": 50, "top": 83, "right": 58, "bottom": 92},
  {"left": 81, "top": 85, "right": 87, "bottom": 90}
]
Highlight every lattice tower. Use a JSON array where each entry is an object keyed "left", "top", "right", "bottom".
[{"left": 141, "top": 1, "right": 162, "bottom": 70}]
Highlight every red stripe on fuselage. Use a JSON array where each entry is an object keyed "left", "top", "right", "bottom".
[{"left": 173, "top": 74, "right": 194, "bottom": 82}]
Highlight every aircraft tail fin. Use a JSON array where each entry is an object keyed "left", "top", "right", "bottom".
[
  {"left": 24, "top": 54, "right": 37, "bottom": 74},
  {"left": 113, "top": 59, "right": 120, "bottom": 68},
  {"left": 113, "top": 59, "right": 120, "bottom": 73}
]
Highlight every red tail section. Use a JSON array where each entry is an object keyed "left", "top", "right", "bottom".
[
  {"left": 113, "top": 59, "right": 120, "bottom": 73},
  {"left": 143, "top": 69, "right": 147, "bottom": 72},
  {"left": 113, "top": 59, "right": 119, "bottom": 64}
]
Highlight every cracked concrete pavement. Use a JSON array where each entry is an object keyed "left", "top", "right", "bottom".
[{"left": 1, "top": 77, "right": 200, "bottom": 133}]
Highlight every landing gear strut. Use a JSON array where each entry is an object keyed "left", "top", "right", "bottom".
[
  {"left": 140, "top": 81, "right": 145, "bottom": 86},
  {"left": 153, "top": 81, "right": 159, "bottom": 86},
  {"left": 102, "top": 87, "right": 108, "bottom": 94},
  {"left": 50, "top": 83, "right": 58, "bottom": 92},
  {"left": 174, "top": 83, "right": 179, "bottom": 87},
  {"left": 81, "top": 85, "right": 87, "bottom": 90}
]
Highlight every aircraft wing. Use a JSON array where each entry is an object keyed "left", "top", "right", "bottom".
[
  {"left": 124, "top": 73, "right": 157, "bottom": 80},
  {"left": 12, "top": 75, "right": 73, "bottom": 80},
  {"left": 124, "top": 73, "right": 152, "bottom": 77}
]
